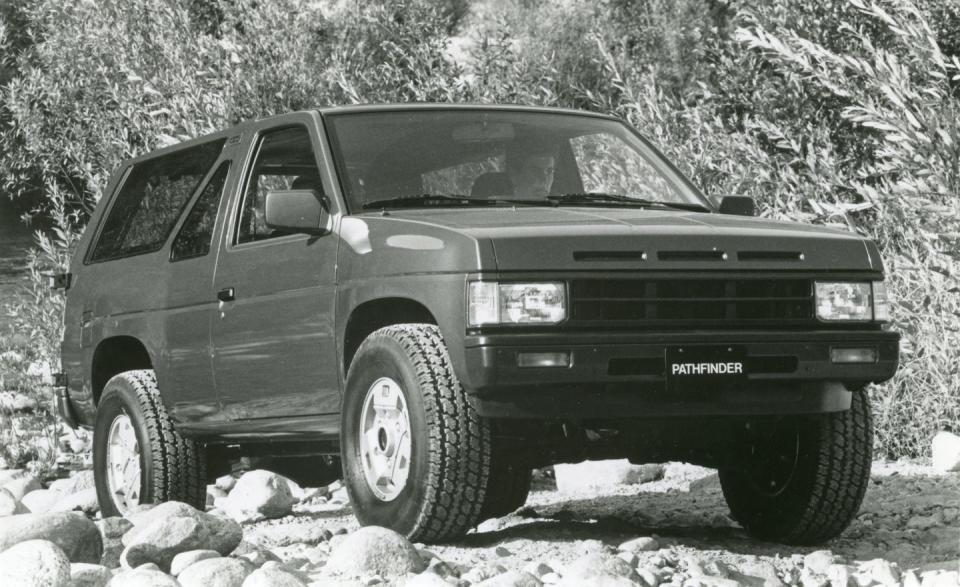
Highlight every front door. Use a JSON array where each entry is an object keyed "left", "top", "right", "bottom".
[{"left": 211, "top": 118, "right": 340, "bottom": 421}]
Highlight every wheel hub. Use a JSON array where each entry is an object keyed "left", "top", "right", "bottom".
[
  {"left": 359, "top": 377, "right": 412, "bottom": 502},
  {"left": 105, "top": 413, "right": 142, "bottom": 515}
]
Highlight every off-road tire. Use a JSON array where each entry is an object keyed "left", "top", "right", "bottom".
[
  {"left": 718, "top": 390, "right": 872, "bottom": 545},
  {"left": 93, "top": 369, "right": 207, "bottom": 517},
  {"left": 341, "top": 324, "right": 492, "bottom": 542},
  {"left": 480, "top": 461, "right": 532, "bottom": 520}
]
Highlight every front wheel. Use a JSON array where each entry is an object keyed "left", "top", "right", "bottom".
[
  {"left": 93, "top": 370, "right": 207, "bottom": 517},
  {"left": 718, "top": 390, "right": 873, "bottom": 545},
  {"left": 341, "top": 324, "right": 492, "bottom": 542}
]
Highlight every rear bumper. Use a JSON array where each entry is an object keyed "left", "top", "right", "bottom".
[{"left": 460, "top": 329, "right": 899, "bottom": 419}]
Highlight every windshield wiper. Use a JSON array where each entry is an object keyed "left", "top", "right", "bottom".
[
  {"left": 362, "top": 194, "right": 549, "bottom": 210},
  {"left": 549, "top": 192, "right": 710, "bottom": 212}
]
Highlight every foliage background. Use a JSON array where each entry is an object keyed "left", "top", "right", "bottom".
[{"left": 0, "top": 0, "right": 957, "bottom": 466}]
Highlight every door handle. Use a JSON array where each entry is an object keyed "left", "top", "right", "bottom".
[{"left": 217, "top": 287, "right": 235, "bottom": 302}]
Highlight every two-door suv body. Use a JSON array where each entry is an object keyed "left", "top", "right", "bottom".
[{"left": 58, "top": 105, "right": 898, "bottom": 544}]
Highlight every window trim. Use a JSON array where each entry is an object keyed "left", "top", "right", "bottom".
[
  {"left": 230, "top": 124, "right": 322, "bottom": 249},
  {"left": 169, "top": 160, "right": 232, "bottom": 263},
  {"left": 85, "top": 139, "right": 227, "bottom": 265}
]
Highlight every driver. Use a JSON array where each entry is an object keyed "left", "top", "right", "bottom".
[{"left": 506, "top": 143, "right": 556, "bottom": 200}]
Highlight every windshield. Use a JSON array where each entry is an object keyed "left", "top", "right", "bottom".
[{"left": 323, "top": 109, "right": 710, "bottom": 212}]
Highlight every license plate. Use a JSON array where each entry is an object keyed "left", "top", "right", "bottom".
[{"left": 665, "top": 345, "right": 747, "bottom": 395}]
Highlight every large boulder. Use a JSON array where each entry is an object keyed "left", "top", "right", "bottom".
[
  {"left": 50, "top": 487, "right": 100, "bottom": 515},
  {"left": 325, "top": 526, "right": 425, "bottom": 580},
  {"left": 932, "top": 431, "right": 960, "bottom": 473},
  {"left": 0, "top": 539, "right": 71, "bottom": 586},
  {"left": 120, "top": 502, "right": 242, "bottom": 572},
  {"left": 553, "top": 460, "right": 664, "bottom": 491},
  {"left": 48, "top": 470, "right": 95, "bottom": 496},
  {"left": 177, "top": 556, "right": 253, "bottom": 587},
  {"left": 69, "top": 563, "right": 113, "bottom": 587},
  {"left": 559, "top": 553, "right": 641, "bottom": 586},
  {"left": 219, "top": 470, "right": 298, "bottom": 523},
  {"left": 0, "top": 512, "right": 103, "bottom": 563},
  {"left": 96, "top": 517, "right": 133, "bottom": 569},
  {"left": 242, "top": 565, "right": 309, "bottom": 587},
  {"left": 2, "top": 473, "right": 42, "bottom": 501},
  {"left": 171, "top": 550, "right": 222, "bottom": 576},
  {"left": 0, "top": 486, "right": 28, "bottom": 516},
  {"left": 107, "top": 568, "right": 182, "bottom": 586},
  {"left": 21, "top": 489, "right": 63, "bottom": 514}
]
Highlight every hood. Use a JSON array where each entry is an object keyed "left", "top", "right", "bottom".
[{"left": 371, "top": 207, "right": 879, "bottom": 272}]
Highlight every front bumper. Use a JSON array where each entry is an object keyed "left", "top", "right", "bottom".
[{"left": 460, "top": 329, "right": 899, "bottom": 419}]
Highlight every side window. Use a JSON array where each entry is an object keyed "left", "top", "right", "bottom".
[
  {"left": 237, "top": 126, "right": 322, "bottom": 244},
  {"left": 171, "top": 162, "right": 230, "bottom": 261},
  {"left": 571, "top": 133, "right": 681, "bottom": 202},
  {"left": 90, "top": 140, "right": 225, "bottom": 262}
]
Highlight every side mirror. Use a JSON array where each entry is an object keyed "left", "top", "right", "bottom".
[
  {"left": 265, "top": 189, "right": 331, "bottom": 235},
  {"left": 718, "top": 196, "right": 756, "bottom": 217}
]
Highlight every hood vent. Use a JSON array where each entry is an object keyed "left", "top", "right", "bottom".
[
  {"left": 574, "top": 251, "right": 647, "bottom": 262},
  {"left": 657, "top": 250, "right": 726, "bottom": 261},
  {"left": 738, "top": 251, "right": 804, "bottom": 261}
]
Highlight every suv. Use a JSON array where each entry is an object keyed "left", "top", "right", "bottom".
[{"left": 57, "top": 105, "right": 898, "bottom": 544}]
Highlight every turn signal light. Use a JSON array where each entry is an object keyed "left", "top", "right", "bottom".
[{"left": 830, "top": 347, "right": 877, "bottom": 364}]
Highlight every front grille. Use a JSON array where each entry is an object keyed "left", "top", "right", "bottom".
[{"left": 570, "top": 278, "right": 813, "bottom": 328}]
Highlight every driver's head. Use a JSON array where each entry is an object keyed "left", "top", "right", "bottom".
[{"left": 507, "top": 143, "right": 556, "bottom": 199}]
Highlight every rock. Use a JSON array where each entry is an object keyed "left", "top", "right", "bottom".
[
  {"left": 242, "top": 565, "right": 308, "bottom": 586},
  {"left": 237, "top": 547, "right": 281, "bottom": 568},
  {"left": 562, "top": 553, "right": 640, "bottom": 584},
  {"left": 172, "top": 550, "right": 222, "bottom": 576},
  {"left": 48, "top": 471, "right": 95, "bottom": 496},
  {"left": 208, "top": 486, "right": 228, "bottom": 507},
  {"left": 0, "top": 511, "right": 102, "bottom": 563},
  {"left": 405, "top": 573, "right": 451, "bottom": 587},
  {"left": 496, "top": 545, "right": 513, "bottom": 557},
  {"left": 0, "top": 469, "right": 28, "bottom": 487},
  {"left": 120, "top": 503, "right": 243, "bottom": 571},
  {"left": 477, "top": 570, "right": 543, "bottom": 586},
  {"left": 688, "top": 474, "right": 721, "bottom": 493},
  {"left": 50, "top": 487, "right": 100, "bottom": 514},
  {"left": 553, "top": 460, "right": 664, "bottom": 491},
  {"left": 804, "top": 551, "right": 836, "bottom": 576},
  {"left": 735, "top": 560, "right": 785, "bottom": 587},
  {"left": 462, "top": 563, "right": 510, "bottom": 584},
  {"left": 125, "top": 501, "right": 199, "bottom": 533},
  {"left": 0, "top": 539, "right": 71, "bottom": 586},
  {"left": 523, "top": 562, "right": 554, "bottom": 578},
  {"left": 800, "top": 568, "right": 829, "bottom": 587},
  {"left": 0, "top": 486, "right": 28, "bottom": 516},
  {"left": 70, "top": 562, "right": 113, "bottom": 587},
  {"left": 2, "top": 473, "right": 42, "bottom": 501},
  {"left": 178, "top": 557, "right": 253, "bottom": 587},
  {"left": 96, "top": 517, "right": 132, "bottom": 569},
  {"left": 108, "top": 568, "right": 182, "bottom": 586},
  {"left": 21, "top": 489, "right": 63, "bottom": 514},
  {"left": 618, "top": 552, "right": 639, "bottom": 568},
  {"left": 932, "top": 432, "right": 960, "bottom": 472},
  {"left": 901, "top": 571, "right": 921, "bottom": 587},
  {"left": 618, "top": 536, "right": 660, "bottom": 553},
  {"left": 219, "top": 470, "right": 298, "bottom": 523},
  {"left": 325, "top": 526, "right": 425, "bottom": 579},
  {"left": 857, "top": 559, "right": 900, "bottom": 586},
  {"left": 216, "top": 475, "right": 237, "bottom": 492},
  {"left": 907, "top": 512, "right": 944, "bottom": 530},
  {"left": 637, "top": 566, "right": 659, "bottom": 587}
]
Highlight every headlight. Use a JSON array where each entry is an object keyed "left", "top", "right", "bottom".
[
  {"left": 468, "top": 282, "right": 566, "bottom": 326},
  {"left": 815, "top": 282, "right": 872, "bottom": 321}
]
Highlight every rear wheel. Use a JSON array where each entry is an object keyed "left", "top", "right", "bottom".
[
  {"left": 718, "top": 390, "right": 872, "bottom": 544},
  {"left": 93, "top": 370, "right": 206, "bottom": 517},
  {"left": 341, "top": 324, "right": 492, "bottom": 542}
]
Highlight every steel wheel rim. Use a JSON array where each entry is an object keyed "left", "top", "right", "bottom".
[
  {"left": 106, "top": 413, "right": 142, "bottom": 514},
  {"left": 359, "top": 377, "right": 412, "bottom": 502}
]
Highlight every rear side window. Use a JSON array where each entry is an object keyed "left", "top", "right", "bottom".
[
  {"left": 89, "top": 140, "right": 225, "bottom": 262},
  {"left": 171, "top": 162, "right": 230, "bottom": 261}
]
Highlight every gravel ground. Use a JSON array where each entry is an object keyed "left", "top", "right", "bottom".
[{"left": 244, "top": 460, "right": 960, "bottom": 583}]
